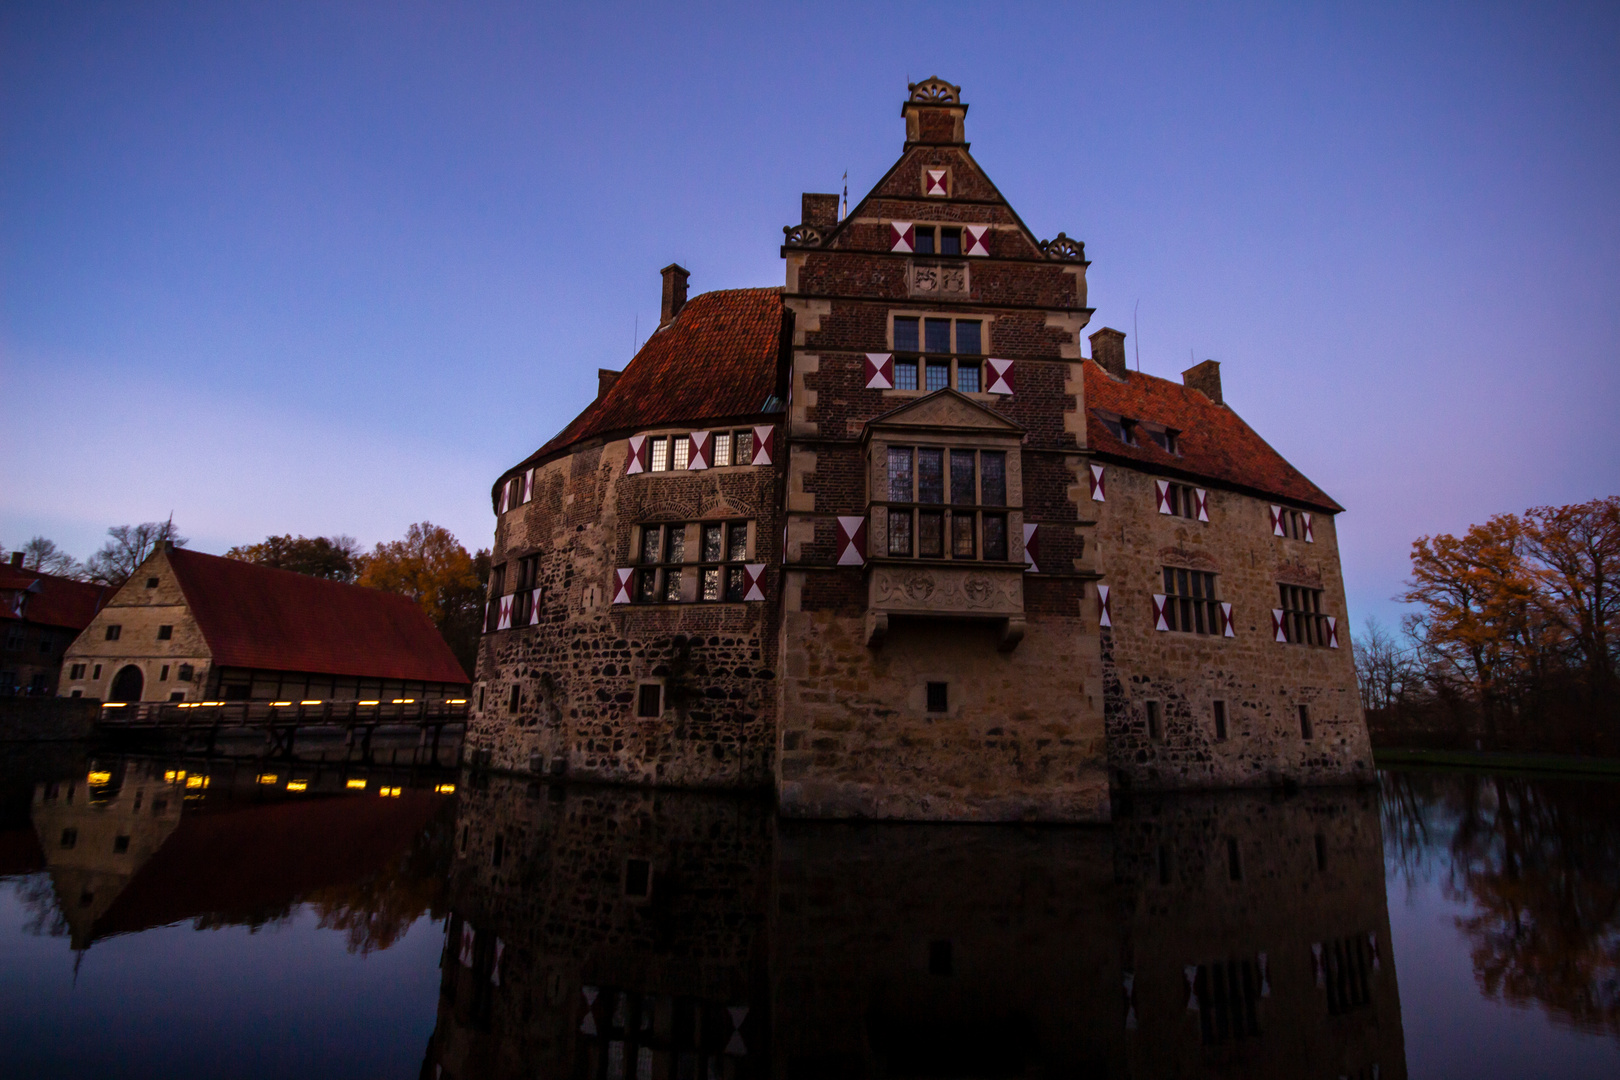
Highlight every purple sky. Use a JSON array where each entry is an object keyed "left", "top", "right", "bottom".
[{"left": 3, "top": 2, "right": 1616, "bottom": 627}]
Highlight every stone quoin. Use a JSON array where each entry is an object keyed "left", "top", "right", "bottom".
[{"left": 467, "top": 78, "right": 1369, "bottom": 821}]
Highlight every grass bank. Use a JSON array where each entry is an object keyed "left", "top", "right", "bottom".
[{"left": 1374, "top": 746, "right": 1620, "bottom": 779}]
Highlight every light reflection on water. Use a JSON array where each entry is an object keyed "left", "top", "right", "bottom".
[{"left": 0, "top": 751, "right": 1616, "bottom": 1078}]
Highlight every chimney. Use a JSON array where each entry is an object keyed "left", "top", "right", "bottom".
[
  {"left": 1089, "top": 327, "right": 1129, "bottom": 379},
  {"left": 801, "top": 193, "right": 839, "bottom": 228},
  {"left": 8, "top": 552, "right": 22, "bottom": 568},
  {"left": 1182, "top": 360, "right": 1223, "bottom": 405},
  {"left": 598, "top": 368, "right": 622, "bottom": 399},
  {"left": 660, "top": 264, "right": 689, "bottom": 327}
]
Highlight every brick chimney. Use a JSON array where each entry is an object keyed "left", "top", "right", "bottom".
[
  {"left": 1089, "top": 327, "right": 1129, "bottom": 379},
  {"left": 802, "top": 193, "right": 839, "bottom": 228},
  {"left": 598, "top": 368, "right": 621, "bottom": 399},
  {"left": 8, "top": 551, "right": 22, "bottom": 568},
  {"left": 660, "top": 264, "right": 689, "bottom": 327},
  {"left": 1182, "top": 360, "right": 1223, "bottom": 405}
]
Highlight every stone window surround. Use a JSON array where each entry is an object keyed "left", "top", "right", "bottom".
[
  {"left": 885, "top": 309, "right": 994, "bottom": 356},
  {"left": 628, "top": 519, "right": 758, "bottom": 605},
  {"left": 640, "top": 427, "right": 759, "bottom": 473}
]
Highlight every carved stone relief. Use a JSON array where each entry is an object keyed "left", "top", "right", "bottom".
[{"left": 910, "top": 262, "right": 968, "bottom": 296}]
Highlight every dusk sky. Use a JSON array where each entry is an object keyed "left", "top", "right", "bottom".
[{"left": 3, "top": 2, "right": 1616, "bottom": 628}]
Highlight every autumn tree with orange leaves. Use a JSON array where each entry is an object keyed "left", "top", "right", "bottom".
[
  {"left": 1398, "top": 497, "right": 1619, "bottom": 737},
  {"left": 357, "top": 522, "right": 489, "bottom": 677}
]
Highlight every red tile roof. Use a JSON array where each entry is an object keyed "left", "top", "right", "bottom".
[
  {"left": 0, "top": 567, "right": 114, "bottom": 630},
  {"left": 91, "top": 791, "right": 442, "bottom": 942},
  {"left": 165, "top": 548, "right": 470, "bottom": 683},
  {"left": 514, "top": 287, "right": 786, "bottom": 481},
  {"left": 1083, "top": 361, "right": 1342, "bottom": 513}
]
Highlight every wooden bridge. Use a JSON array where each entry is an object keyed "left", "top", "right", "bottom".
[{"left": 94, "top": 697, "right": 469, "bottom": 762}]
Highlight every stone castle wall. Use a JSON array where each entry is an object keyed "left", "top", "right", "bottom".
[
  {"left": 1092, "top": 463, "right": 1371, "bottom": 790},
  {"left": 468, "top": 435, "right": 783, "bottom": 789}
]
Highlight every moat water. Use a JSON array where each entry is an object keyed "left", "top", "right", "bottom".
[{"left": 0, "top": 750, "right": 1616, "bottom": 1079}]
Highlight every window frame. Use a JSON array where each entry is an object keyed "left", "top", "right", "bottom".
[
  {"left": 1278, "top": 584, "right": 1330, "bottom": 646},
  {"left": 1162, "top": 567, "right": 1222, "bottom": 635},
  {"left": 881, "top": 445, "right": 1012, "bottom": 563},
  {"left": 631, "top": 520, "right": 754, "bottom": 604},
  {"left": 888, "top": 312, "right": 992, "bottom": 395}
]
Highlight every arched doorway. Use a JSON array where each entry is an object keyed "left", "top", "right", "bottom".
[{"left": 109, "top": 665, "right": 144, "bottom": 703}]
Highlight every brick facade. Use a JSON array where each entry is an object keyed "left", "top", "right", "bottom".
[{"left": 469, "top": 77, "right": 1370, "bottom": 820}]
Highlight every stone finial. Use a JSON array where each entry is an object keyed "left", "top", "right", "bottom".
[
  {"left": 907, "top": 77, "right": 961, "bottom": 104},
  {"left": 1182, "top": 359, "right": 1223, "bottom": 405},
  {"left": 660, "top": 264, "right": 689, "bottom": 327},
  {"left": 1089, "top": 327, "right": 1129, "bottom": 379},
  {"left": 598, "top": 368, "right": 621, "bottom": 399},
  {"left": 902, "top": 77, "right": 968, "bottom": 146},
  {"left": 801, "top": 193, "right": 839, "bottom": 228}
]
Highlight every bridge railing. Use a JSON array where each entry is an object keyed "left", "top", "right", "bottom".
[{"left": 96, "top": 697, "right": 470, "bottom": 728}]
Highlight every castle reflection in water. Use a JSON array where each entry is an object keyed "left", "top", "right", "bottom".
[
  {"left": 15, "top": 756, "right": 1406, "bottom": 1078},
  {"left": 430, "top": 777, "right": 1403, "bottom": 1079}
]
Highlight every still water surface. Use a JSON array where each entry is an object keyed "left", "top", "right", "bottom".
[{"left": 0, "top": 751, "right": 1615, "bottom": 1078}]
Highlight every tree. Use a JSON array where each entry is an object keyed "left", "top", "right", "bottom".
[
  {"left": 1520, "top": 497, "right": 1620, "bottom": 697},
  {"left": 357, "top": 523, "right": 486, "bottom": 677},
  {"left": 225, "top": 534, "right": 364, "bottom": 583},
  {"left": 8, "top": 537, "right": 86, "bottom": 579},
  {"left": 1353, "top": 616, "right": 1417, "bottom": 712},
  {"left": 85, "top": 521, "right": 188, "bottom": 587}
]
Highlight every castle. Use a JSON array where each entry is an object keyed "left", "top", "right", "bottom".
[{"left": 466, "top": 79, "right": 1369, "bottom": 822}]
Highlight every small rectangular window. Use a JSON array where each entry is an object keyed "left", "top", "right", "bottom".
[
  {"left": 640, "top": 526, "right": 663, "bottom": 564},
  {"left": 888, "top": 510, "right": 913, "bottom": 556},
  {"left": 1213, "top": 700, "right": 1228, "bottom": 741},
  {"left": 169, "top": 691, "right": 184, "bottom": 702},
  {"left": 105, "top": 625, "right": 121, "bottom": 641},
  {"left": 492, "top": 833, "right": 504, "bottom": 868},
  {"left": 956, "top": 320, "right": 982, "bottom": 355},
  {"left": 914, "top": 226, "right": 935, "bottom": 254},
  {"left": 951, "top": 513, "right": 975, "bottom": 558},
  {"left": 649, "top": 437, "right": 669, "bottom": 472},
  {"left": 93, "top": 664, "right": 102, "bottom": 679},
  {"left": 926, "top": 681, "right": 948, "bottom": 713},
  {"left": 157, "top": 625, "right": 173, "bottom": 640},
  {"left": 983, "top": 514, "right": 1008, "bottom": 560},
  {"left": 160, "top": 665, "right": 170, "bottom": 682},
  {"left": 671, "top": 435, "right": 690, "bottom": 470},
  {"left": 727, "top": 522, "right": 748, "bottom": 562},
  {"left": 667, "top": 528, "right": 686, "bottom": 565},
  {"left": 917, "top": 449, "right": 944, "bottom": 503},
  {"left": 939, "top": 227, "right": 961, "bottom": 256},
  {"left": 70, "top": 663, "right": 86, "bottom": 679},
  {"left": 712, "top": 432, "right": 732, "bottom": 467},
  {"left": 949, "top": 450, "right": 976, "bottom": 504},
  {"left": 1227, "top": 837, "right": 1243, "bottom": 882},
  {"left": 924, "top": 318, "right": 951, "bottom": 354},
  {"left": 1164, "top": 567, "right": 1221, "bottom": 635},
  {"left": 724, "top": 565, "right": 747, "bottom": 602},
  {"left": 637, "top": 684, "right": 662, "bottom": 718},
  {"left": 1315, "top": 833, "right": 1328, "bottom": 871},
  {"left": 636, "top": 568, "right": 659, "bottom": 603},
  {"left": 145, "top": 577, "right": 159, "bottom": 589},
  {"left": 1146, "top": 700, "right": 1162, "bottom": 740},
  {"left": 60, "top": 828, "right": 77, "bottom": 849},
  {"left": 508, "top": 684, "right": 521, "bottom": 714},
  {"left": 894, "top": 359, "right": 919, "bottom": 390},
  {"left": 113, "top": 835, "right": 130, "bottom": 854},
  {"left": 917, "top": 511, "right": 944, "bottom": 557},
  {"left": 1298, "top": 703, "right": 1313, "bottom": 740},
  {"left": 663, "top": 569, "right": 682, "bottom": 602},
  {"left": 894, "top": 316, "right": 920, "bottom": 352},
  {"left": 925, "top": 360, "right": 950, "bottom": 391},
  {"left": 702, "top": 523, "right": 723, "bottom": 562},
  {"left": 733, "top": 430, "right": 753, "bottom": 464},
  {"left": 701, "top": 567, "right": 721, "bottom": 601},
  {"left": 955, "top": 362, "right": 980, "bottom": 393},
  {"left": 1279, "top": 585, "right": 1329, "bottom": 646},
  {"left": 625, "top": 858, "right": 653, "bottom": 899}
]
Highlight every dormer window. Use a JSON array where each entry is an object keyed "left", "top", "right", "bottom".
[
  {"left": 1147, "top": 427, "right": 1180, "bottom": 454},
  {"left": 1098, "top": 412, "right": 1136, "bottom": 445}
]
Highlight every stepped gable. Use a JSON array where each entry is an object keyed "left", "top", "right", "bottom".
[
  {"left": 0, "top": 566, "right": 114, "bottom": 630},
  {"left": 519, "top": 287, "right": 787, "bottom": 475},
  {"left": 166, "top": 548, "right": 469, "bottom": 683},
  {"left": 1083, "top": 361, "right": 1342, "bottom": 513}
]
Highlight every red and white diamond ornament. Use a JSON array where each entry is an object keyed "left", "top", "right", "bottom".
[
  {"left": 523, "top": 469, "right": 534, "bottom": 503},
  {"left": 1327, "top": 616, "right": 1339, "bottom": 648},
  {"left": 1302, "top": 512, "right": 1315, "bottom": 543},
  {"left": 889, "top": 222, "right": 914, "bottom": 253},
  {"left": 986, "top": 358, "right": 1014, "bottom": 395},
  {"left": 1272, "top": 609, "right": 1288, "bottom": 643},
  {"left": 1023, "top": 523, "right": 1040, "bottom": 572},
  {"left": 529, "top": 591, "right": 543, "bottom": 626},
  {"left": 1097, "top": 583, "right": 1112, "bottom": 628},
  {"left": 743, "top": 564, "right": 766, "bottom": 602},
  {"left": 925, "top": 168, "right": 948, "bottom": 196},
  {"left": 688, "top": 431, "right": 711, "bottom": 470},
  {"left": 1221, "top": 602, "right": 1235, "bottom": 637},
  {"left": 751, "top": 425, "right": 775, "bottom": 466},
  {"left": 626, "top": 435, "right": 649, "bottom": 475},
  {"left": 1195, "top": 488, "right": 1209, "bottom": 522},
  {"left": 864, "top": 353, "right": 894, "bottom": 390},
  {"left": 964, "top": 224, "right": 989, "bottom": 256},
  {"left": 1088, "top": 463, "right": 1106, "bottom": 501},
  {"left": 496, "top": 595, "right": 513, "bottom": 630},
  {"left": 1155, "top": 479, "right": 1173, "bottom": 515},
  {"left": 612, "top": 569, "right": 633, "bottom": 605},
  {"left": 459, "top": 921, "right": 475, "bottom": 967},
  {"left": 836, "top": 516, "right": 867, "bottom": 565},
  {"left": 1269, "top": 504, "right": 1285, "bottom": 537},
  {"left": 1152, "top": 594, "right": 1169, "bottom": 631}
]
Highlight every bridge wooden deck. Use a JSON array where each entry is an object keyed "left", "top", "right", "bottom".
[{"left": 94, "top": 697, "right": 468, "bottom": 761}]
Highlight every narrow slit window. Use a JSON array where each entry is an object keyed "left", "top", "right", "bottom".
[
  {"left": 1298, "top": 703, "right": 1313, "bottom": 740},
  {"left": 926, "top": 681, "right": 948, "bottom": 712},
  {"left": 1146, "top": 700, "right": 1162, "bottom": 740},
  {"left": 1213, "top": 700, "right": 1228, "bottom": 741}
]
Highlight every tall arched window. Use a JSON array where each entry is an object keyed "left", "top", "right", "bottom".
[{"left": 109, "top": 665, "right": 144, "bottom": 703}]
